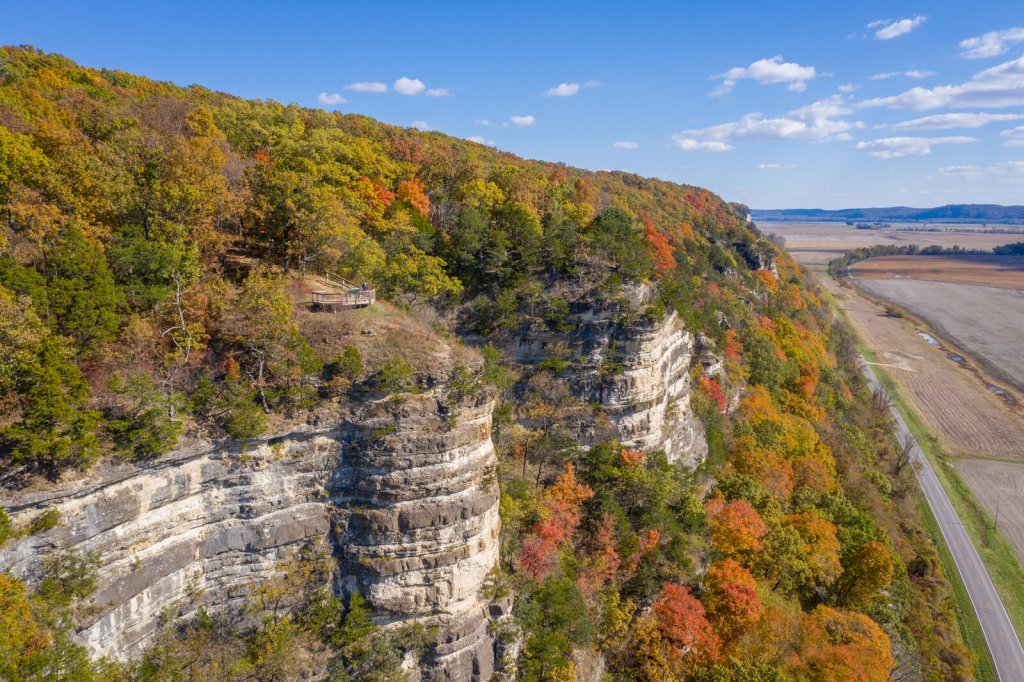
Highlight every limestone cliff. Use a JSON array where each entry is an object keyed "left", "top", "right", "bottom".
[
  {"left": 511, "top": 285, "right": 709, "bottom": 467},
  {"left": 0, "top": 285, "right": 719, "bottom": 679},
  {"left": 0, "top": 387, "right": 502, "bottom": 681}
]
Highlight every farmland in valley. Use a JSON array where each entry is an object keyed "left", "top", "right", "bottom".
[
  {"left": 853, "top": 254, "right": 1024, "bottom": 289},
  {"left": 775, "top": 221, "right": 1024, "bottom": 564},
  {"left": 762, "top": 221, "right": 1023, "bottom": 268},
  {"left": 853, "top": 256, "right": 1024, "bottom": 393}
]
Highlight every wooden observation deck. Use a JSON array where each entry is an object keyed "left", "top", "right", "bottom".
[{"left": 310, "top": 274, "right": 376, "bottom": 311}]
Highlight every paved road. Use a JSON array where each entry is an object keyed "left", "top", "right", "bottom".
[{"left": 862, "top": 360, "right": 1024, "bottom": 681}]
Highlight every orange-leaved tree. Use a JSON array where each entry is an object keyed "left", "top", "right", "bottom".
[
  {"left": 652, "top": 582, "right": 721, "bottom": 670},
  {"left": 517, "top": 464, "right": 594, "bottom": 580},
  {"left": 705, "top": 498, "right": 767, "bottom": 558},
  {"left": 643, "top": 221, "right": 676, "bottom": 273},
  {"left": 396, "top": 178, "right": 430, "bottom": 217},
  {"left": 702, "top": 558, "right": 764, "bottom": 643},
  {"left": 792, "top": 605, "right": 893, "bottom": 682}
]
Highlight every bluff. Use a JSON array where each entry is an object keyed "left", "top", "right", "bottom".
[
  {"left": 0, "top": 384, "right": 504, "bottom": 680},
  {"left": 508, "top": 283, "right": 713, "bottom": 467},
  {"left": 3, "top": 47, "right": 973, "bottom": 682},
  {"left": 1, "top": 303, "right": 717, "bottom": 679}
]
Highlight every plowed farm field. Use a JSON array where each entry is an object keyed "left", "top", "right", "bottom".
[
  {"left": 825, "top": 275, "right": 1024, "bottom": 459},
  {"left": 853, "top": 257, "right": 1024, "bottom": 393}
]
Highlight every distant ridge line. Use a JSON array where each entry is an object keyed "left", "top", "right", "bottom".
[{"left": 752, "top": 204, "right": 1024, "bottom": 224}]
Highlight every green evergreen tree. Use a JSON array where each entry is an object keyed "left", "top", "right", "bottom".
[
  {"left": 4, "top": 336, "right": 100, "bottom": 475},
  {"left": 43, "top": 223, "right": 122, "bottom": 354}
]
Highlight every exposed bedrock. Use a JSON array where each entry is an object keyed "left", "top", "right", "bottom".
[
  {"left": 511, "top": 286, "right": 710, "bottom": 467},
  {"left": 0, "top": 388, "right": 502, "bottom": 681}
]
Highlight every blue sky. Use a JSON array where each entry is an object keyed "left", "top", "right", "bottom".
[{"left": 3, "top": 0, "right": 1023, "bottom": 208}]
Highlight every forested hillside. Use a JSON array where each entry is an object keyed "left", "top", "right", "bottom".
[{"left": 0, "top": 46, "right": 976, "bottom": 681}]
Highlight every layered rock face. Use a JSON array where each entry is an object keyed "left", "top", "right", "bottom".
[
  {"left": 0, "top": 389, "right": 501, "bottom": 681},
  {"left": 334, "top": 391, "right": 502, "bottom": 680},
  {"left": 512, "top": 286, "right": 709, "bottom": 467}
]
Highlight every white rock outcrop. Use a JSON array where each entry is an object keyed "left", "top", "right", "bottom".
[
  {"left": 512, "top": 288, "right": 709, "bottom": 467},
  {"left": 0, "top": 389, "right": 502, "bottom": 681}
]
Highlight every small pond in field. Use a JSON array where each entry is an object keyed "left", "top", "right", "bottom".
[
  {"left": 917, "top": 331, "right": 940, "bottom": 346},
  {"left": 987, "top": 384, "right": 1016, "bottom": 404},
  {"left": 947, "top": 353, "right": 965, "bottom": 364}
]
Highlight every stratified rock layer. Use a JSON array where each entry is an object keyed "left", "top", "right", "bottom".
[
  {"left": 335, "top": 391, "right": 501, "bottom": 680},
  {"left": 0, "top": 389, "right": 501, "bottom": 681},
  {"left": 512, "top": 287, "right": 708, "bottom": 467},
  {"left": 0, "top": 287, "right": 716, "bottom": 679}
]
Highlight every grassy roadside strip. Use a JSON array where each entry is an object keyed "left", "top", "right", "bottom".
[
  {"left": 865, "top": 351, "right": 1024, "bottom": 648},
  {"left": 918, "top": 497, "right": 999, "bottom": 682}
]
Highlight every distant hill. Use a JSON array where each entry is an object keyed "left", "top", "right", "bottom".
[{"left": 752, "top": 204, "right": 1024, "bottom": 224}]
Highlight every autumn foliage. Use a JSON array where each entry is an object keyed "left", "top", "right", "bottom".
[
  {"left": 699, "top": 376, "right": 727, "bottom": 412},
  {"left": 517, "top": 464, "right": 594, "bottom": 580},
  {"left": 396, "top": 178, "right": 430, "bottom": 217},
  {"left": 643, "top": 221, "right": 677, "bottom": 273},
  {"left": 705, "top": 498, "right": 767, "bottom": 556},
  {"left": 619, "top": 448, "right": 645, "bottom": 467},
  {"left": 652, "top": 582, "right": 721, "bottom": 665},
  {"left": 0, "top": 47, "right": 959, "bottom": 682},
  {"left": 703, "top": 559, "right": 764, "bottom": 641},
  {"left": 794, "top": 606, "right": 894, "bottom": 681}
]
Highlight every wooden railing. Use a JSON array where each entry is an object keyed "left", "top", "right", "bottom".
[
  {"left": 323, "top": 272, "right": 361, "bottom": 289},
  {"left": 311, "top": 288, "right": 376, "bottom": 309}
]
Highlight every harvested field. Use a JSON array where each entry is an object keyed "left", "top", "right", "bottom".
[
  {"left": 956, "top": 459, "right": 1024, "bottom": 565},
  {"left": 853, "top": 255, "right": 1024, "bottom": 290},
  {"left": 766, "top": 221, "right": 1023, "bottom": 268},
  {"left": 852, "top": 276, "right": 1024, "bottom": 393},
  {"left": 820, "top": 276, "right": 1024, "bottom": 459}
]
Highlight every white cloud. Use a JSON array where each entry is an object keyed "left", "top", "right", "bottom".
[
  {"left": 711, "top": 56, "right": 818, "bottom": 95},
  {"left": 939, "top": 161, "right": 1024, "bottom": 176},
  {"left": 544, "top": 81, "right": 600, "bottom": 97},
  {"left": 546, "top": 82, "right": 580, "bottom": 97},
  {"left": 758, "top": 163, "right": 797, "bottom": 170},
  {"left": 870, "top": 69, "right": 935, "bottom": 80},
  {"left": 1003, "top": 125, "right": 1024, "bottom": 146},
  {"left": 938, "top": 165, "right": 984, "bottom": 178},
  {"left": 855, "top": 136, "right": 976, "bottom": 158},
  {"left": 467, "top": 135, "right": 495, "bottom": 145},
  {"left": 425, "top": 88, "right": 450, "bottom": 97},
  {"left": 887, "top": 113, "right": 1024, "bottom": 130},
  {"left": 346, "top": 81, "right": 388, "bottom": 93},
  {"left": 672, "top": 138, "right": 733, "bottom": 152},
  {"left": 676, "top": 95, "right": 862, "bottom": 149},
  {"left": 868, "top": 16, "right": 927, "bottom": 40},
  {"left": 838, "top": 83, "right": 860, "bottom": 93},
  {"left": 859, "top": 55, "right": 1024, "bottom": 110},
  {"left": 613, "top": 141, "right": 639, "bottom": 149},
  {"left": 475, "top": 118, "right": 493, "bottom": 127},
  {"left": 410, "top": 121, "right": 432, "bottom": 131},
  {"left": 959, "top": 27, "right": 1024, "bottom": 59},
  {"left": 510, "top": 115, "right": 536, "bottom": 127},
  {"left": 317, "top": 92, "right": 346, "bottom": 106},
  {"left": 394, "top": 77, "right": 426, "bottom": 96}
]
